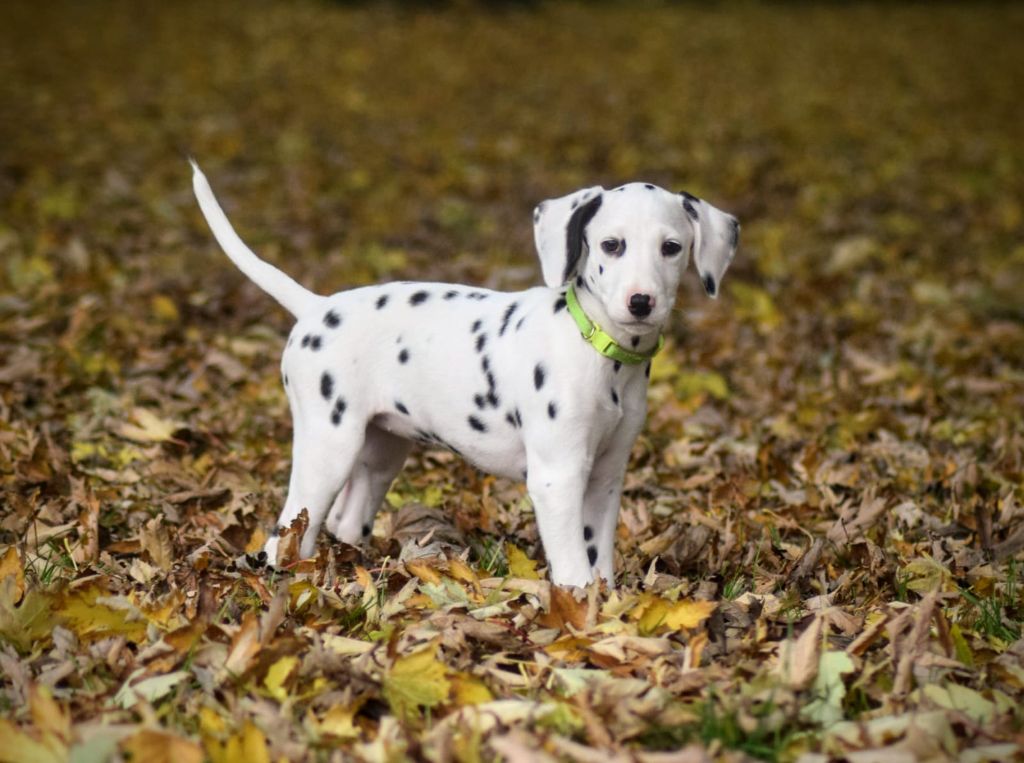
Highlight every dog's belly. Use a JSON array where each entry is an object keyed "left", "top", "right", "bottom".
[{"left": 371, "top": 412, "right": 528, "bottom": 481}]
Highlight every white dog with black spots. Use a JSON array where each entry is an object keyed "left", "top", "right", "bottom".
[{"left": 191, "top": 161, "right": 738, "bottom": 587}]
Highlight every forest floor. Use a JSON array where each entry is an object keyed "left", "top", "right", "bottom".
[{"left": 1, "top": 2, "right": 1023, "bottom": 761}]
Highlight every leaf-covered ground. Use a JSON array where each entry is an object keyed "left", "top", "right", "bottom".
[{"left": 2, "top": 2, "right": 1023, "bottom": 761}]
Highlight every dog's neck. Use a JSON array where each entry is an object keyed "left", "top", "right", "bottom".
[{"left": 571, "top": 279, "right": 665, "bottom": 359}]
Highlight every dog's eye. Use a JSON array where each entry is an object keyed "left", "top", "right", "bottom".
[
  {"left": 600, "top": 238, "right": 623, "bottom": 256},
  {"left": 661, "top": 240, "right": 683, "bottom": 257}
]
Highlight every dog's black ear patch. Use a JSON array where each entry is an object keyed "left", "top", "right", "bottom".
[{"left": 563, "top": 193, "right": 603, "bottom": 284}]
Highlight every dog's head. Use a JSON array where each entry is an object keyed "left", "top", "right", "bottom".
[{"left": 533, "top": 183, "right": 739, "bottom": 334}]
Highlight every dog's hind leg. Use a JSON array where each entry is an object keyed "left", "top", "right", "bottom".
[
  {"left": 325, "top": 424, "right": 411, "bottom": 544},
  {"left": 264, "top": 413, "right": 369, "bottom": 563}
]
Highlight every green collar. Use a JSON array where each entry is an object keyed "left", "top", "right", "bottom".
[{"left": 565, "top": 284, "right": 664, "bottom": 365}]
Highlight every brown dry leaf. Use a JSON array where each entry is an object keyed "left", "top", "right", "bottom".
[
  {"left": 776, "top": 615, "right": 823, "bottom": 690},
  {"left": 538, "top": 585, "right": 587, "bottom": 633},
  {"left": 122, "top": 729, "right": 203, "bottom": 763},
  {"left": 0, "top": 547, "right": 24, "bottom": 602}
]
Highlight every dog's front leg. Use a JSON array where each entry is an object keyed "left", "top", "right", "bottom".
[{"left": 526, "top": 461, "right": 593, "bottom": 587}]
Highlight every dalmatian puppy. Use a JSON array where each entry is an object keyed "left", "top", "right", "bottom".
[{"left": 191, "top": 162, "right": 738, "bottom": 587}]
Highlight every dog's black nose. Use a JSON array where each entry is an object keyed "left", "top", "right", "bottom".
[{"left": 628, "top": 293, "right": 653, "bottom": 318}]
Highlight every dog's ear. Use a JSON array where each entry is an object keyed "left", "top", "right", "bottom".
[
  {"left": 680, "top": 192, "right": 740, "bottom": 298},
  {"left": 533, "top": 187, "right": 604, "bottom": 288}
]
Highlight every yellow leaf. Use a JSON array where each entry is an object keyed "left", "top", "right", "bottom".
[
  {"left": 0, "top": 719, "right": 65, "bottom": 763},
  {"left": 199, "top": 706, "right": 227, "bottom": 736},
  {"left": 58, "top": 586, "right": 147, "bottom": 643},
  {"left": 30, "top": 686, "right": 69, "bottom": 742},
  {"left": 240, "top": 722, "right": 270, "bottom": 763},
  {"left": 662, "top": 599, "right": 717, "bottom": 630},
  {"left": 117, "top": 408, "right": 182, "bottom": 444},
  {"left": 903, "top": 556, "right": 952, "bottom": 593},
  {"left": 0, "top": 547, "right": 24, "bottom": 602},
  {"left": 319, "top": 704, "right": 360, "bottom": 740},
  {"left": 405, "top": 560, "right": 443, "bottom": 584},
  {"left": 151, "top": 294, "right": 180, "bottom": 322},
  {"left": 447, "top": 557, "right": 479, "bottom": 587},
  {"left": 263, "top": 655, "right": 299, "bottom": 702},
  {"left": 673, "top": 371, "right": 730, "bottom": 402},
  {"left": 383, "top": 641, "right": 451, "bottom": 717},
  {"left": 506, "top": 543, "right": 540, "bottom": 580},
  {"left": 450, "top": 673, "right": 493, "bottom": 706}
]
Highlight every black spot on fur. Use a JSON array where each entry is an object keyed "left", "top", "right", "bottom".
[
  {"left": 587, "top": 546, "right": 598, "bottom": 565},
  {"left": 516, "top": 317, "right": 526, "bottom": 331},
  {"left": 283, "top": 374, "right": 289, "bottom": 386},
  {"left": 631, "top": 336, "right": 640, "bottom": 348},
  {"left": 499, "top": 301, "right": 519, "bottom": 336},
  {"left": 576, "top": 275, "right": 584, "bottom": 288},
  {"left": 598, "top": 265, "right": 604, "bottom": 275},
  {"left": 324, "top": 310, "right": 341, "bottom": 328},
  {"left": 644, "top": 183, "right": 655, "bottom": 190},
  {"left": 613, "top": 361, "right": 622, "bottom": 373},
  {"left": 310, "top": 336, "right": 322, "bottom": 350},
  {"left": 583, "top": 526, "right": 593, "bottom": 541},
  {"left": 468, "top": 291, "right": 488, "bottom": 301},
  {"left": 481, "top": 356, "right": 490, "bottom": 373},
  {"left": 476, "top": 333, "right": 487, "bottom": 353},
  {"left": 474, "top": 394, "right": 486, "bottom": 410},
  {"left": 547, "top": 402, "right": 557, "bottom": 419},
  {"left": 553, "top": 296, "right": 567, "bottom": 313},
  {"left": 409, "top": 290, "right": 430, "bottom": 306},
  {"left": 505, "top": 412, "right": 517, "bottom": 428},
  {"left": 444, "top": 290, "right": 459, "bottom": 300},
  {"left": 534, "top": 364, "right": 545, "bottom": 390},
  {"left": 301, "top": 335, "right": 311, "bottom": 348},
  {"left": 610, "top": 388, "right": 619, "bottom": 405},
  {"left": 682, "top": 196, "right": 699, "bottom": 221},
  {"left": 398, "top": 348, "right": 410, "bottom": 364},
  {"left": 486, "top": 390, "right": 500, "bottom": 408},
  {"left": 468, "top": 415, "right": 487, "bottom": 433},
  {"left": 514, "top": 409, "right": 523, "bottom": 427},
  {"left": 362, "top": 524, "right": 371, "bottom": 537},
  {"left": 471, "top": 319, "right": 483, "bottom": 333},
  {"left": 395, "top": 401, "right": 409, "bottom": 415},
  {"left": 320, "top": 372, "right": 333, "bottom": 400},
  {"left": 376, "top": 294, "right": 389, "bottom": 309},
  {"left": 331, "top": 397, "right": 347, "bottom": 426}
]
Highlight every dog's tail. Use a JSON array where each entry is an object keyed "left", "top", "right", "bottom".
[{"left": 190, "top": 160, "right": 322, "bottom": 318}]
